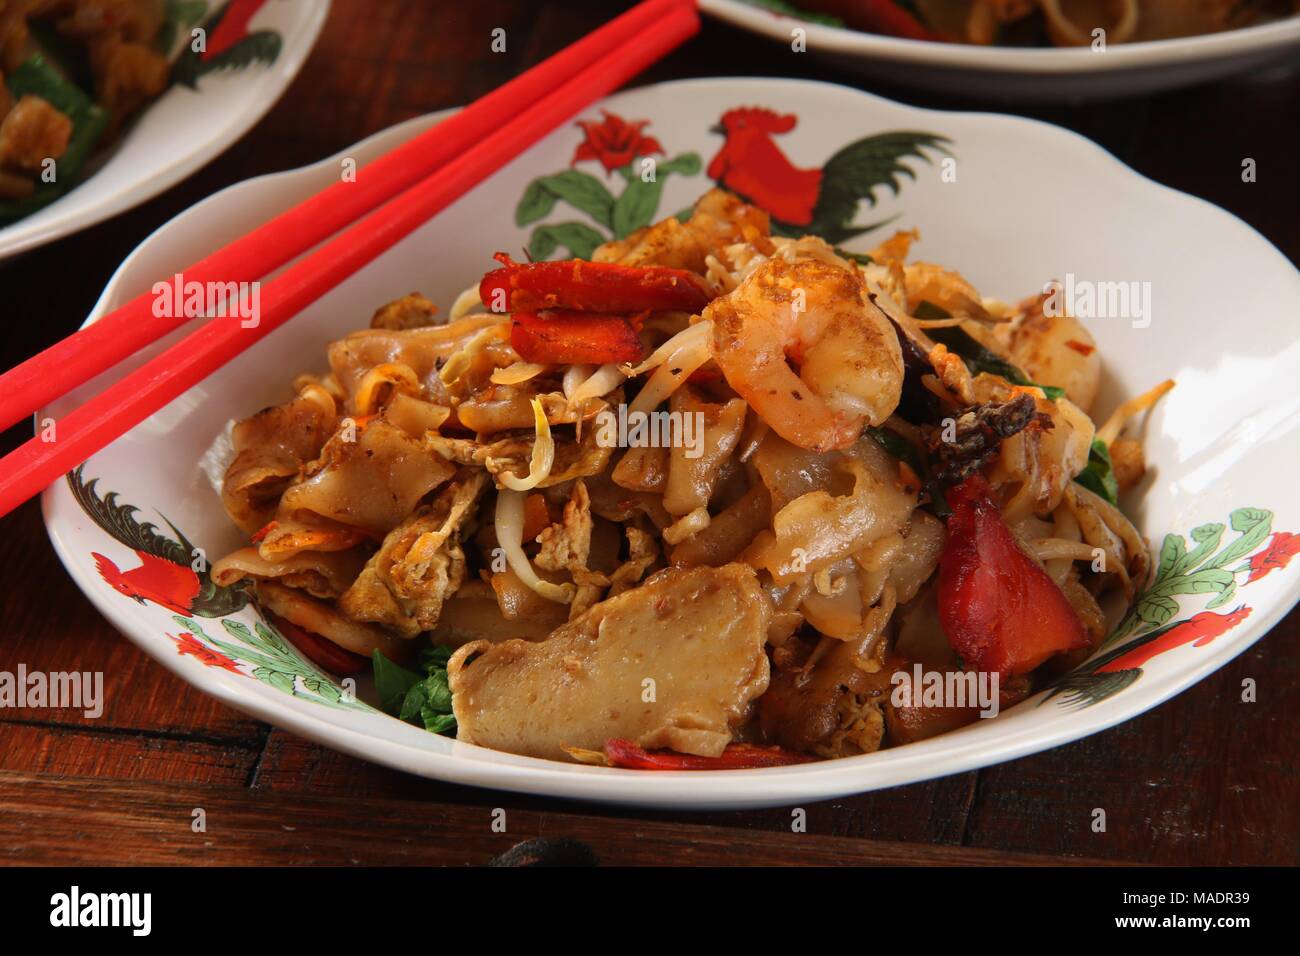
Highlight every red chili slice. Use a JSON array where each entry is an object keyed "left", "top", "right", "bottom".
[
  {"left": 936, "top": 473, "right": 1090, "bottom": 678},
  {"left": 266, "top": 611, "right": 368, "bottom": 677},
  {"left": 480, "top": 254, "right": 713, "bottom": 314},
  {"left": 510, "top": 311, "right": 643, "bottom": 365},
  {"left": 604, "top": 739, "right": 815, "bottom": 770}
]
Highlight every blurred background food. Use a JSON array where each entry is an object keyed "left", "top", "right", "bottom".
[
  {"left": 745, "top": 0, "right": 1299, "bottom": 45},
  {"left": 0, "top": 0, "right": 170, "bottom": 218}
]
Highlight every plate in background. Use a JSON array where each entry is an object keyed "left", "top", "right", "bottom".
[
  {"left": 0, "top": 0, "right": 329, "bottom": 261},
  {"left": 700, "top": 0, "right": 1300, "bottom": 100}
]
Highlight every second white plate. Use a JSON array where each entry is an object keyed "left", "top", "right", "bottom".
[{"left": 0, "top": 0, "right": 329, "bottom": 261}]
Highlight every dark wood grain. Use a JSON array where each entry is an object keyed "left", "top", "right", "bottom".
[
  {"left": 0, "top": 0, "right": 1296, "bottom": 867},
  {"left": 0, "top": 724, "right": 259, "bottom": 786},
  {"left": 0, "top": 772, "right": 1129, "bottom": 866}
]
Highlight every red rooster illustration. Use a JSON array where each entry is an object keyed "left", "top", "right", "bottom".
[
  {"left": 173, "top": 0, "right": 283, "bottom": 88},
  {"left": 69, "top": 465, "right": 250, "bottom": 619},
  {"left": 93, "top": 550, "right": 200, "bottom": 615},
  {"left": 707, "top": 107, "right": 950, "bottom": 244},
  {"left": 1044, "top": 606, "right": 1252, "bottom": 708}
]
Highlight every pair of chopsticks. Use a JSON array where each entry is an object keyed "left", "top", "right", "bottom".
[{"left": 0, "top": 0, "right": 699, "bottom": 519}]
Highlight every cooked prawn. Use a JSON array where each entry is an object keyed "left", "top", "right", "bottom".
[
  {"left": 903, "top": 262, "right": 995, "bottom": 323},
  {"left": 705, "top": 252, "right": 903, "bottom": 452}
]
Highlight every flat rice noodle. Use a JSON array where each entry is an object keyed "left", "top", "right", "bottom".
[
  {"left": 454, "top": 386, "right": 540, "bottom": 434},
  {"left": 749, "top": 437, "right": 917, "bottom": 584},
  {"left": 211, "top": 546, "right": 367, "bottom": 600},
  {"left": 670, "top": 482, "right": 770, "bottom": 568},
  {"left": 432, "top": 580, "right": 564, "bottom": 646},
  {"left": 382, "top": 391, "right": 451, "bottom": 437},
  {"left": 279, "top": 417, "right": 455, "bottom": 537},
  {"left": 255, "top": 580, "right": 410, "bottom": 660},
  {"left": 885, "top": 510, "right": 945, "bottom": 605},
  {"left": 610, "top": 444, "right": 668, "bottom": 493},
  {"left": 255, "top": 513, "right": 370, "bottom": 562},
  {"left": 490, "top": 567, "right": 573, "bottom": 623},
  {"left": 328, "top": 314, "right": 503, "bottom": 406},
  {"left": 584, "top": 471, "right": 673, "bottom": 529},
  {"left": 709, "top": 457, "right": 749, "bottom": 511},
  {"left": 752, "top": 431, "right": 839, "bottom": 510},
  {"left": 353, "top": 362, "right": 421, "bottom": 416},
  {"left": 221, "top": 385, "right": 337, "bottom": 535},
  {"left": 456, "top": 387, "right": 602, "bottom": 434},
  {"left": 662, "top": 386, "right": 747, "bottom": 517},
  {"left": 799, "top": 557, "right": 865, "bottom": 639}
]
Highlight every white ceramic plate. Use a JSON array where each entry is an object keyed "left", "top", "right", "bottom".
[
  {"left": 701, "top": 0, "right": 1300, "bottom": 100},
  {"left": 0, "top": 0, "right": 328, "bottom": 261},
  {"left": 42, "top": 78, "right": 1300, "bottom": 809}
]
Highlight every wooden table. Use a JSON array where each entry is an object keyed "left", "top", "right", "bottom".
[{"left": 1, "top": 0, "right": 1296, "bottom": 867}]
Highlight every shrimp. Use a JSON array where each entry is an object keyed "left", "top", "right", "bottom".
[
  {"left": 999, "top": 300, "right": 1101, "bottom": 414},
  {"left": 705, "top": 251, "right": 903, "bottom": 452},
  {"left": 903, "top": 261, "right": 993, "bottom": 322}
]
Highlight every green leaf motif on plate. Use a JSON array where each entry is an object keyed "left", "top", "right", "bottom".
[
  {"left": 527, "top": 221, "right": 607, "bottom": 261},
  {"left": 516, "top": 170, "right": 615, "bottom": 229},
  {"left": 173, "top": 615, "right": 373, "bottom": 713},
  {"left": 1046, "top": 505, "right": 1285, "bottom": 712}
]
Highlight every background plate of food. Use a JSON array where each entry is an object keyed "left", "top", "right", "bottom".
[
  {"left": 40, "top": 77, "right": 1300, "bottom": 809},
  {"left": 700, "top": 0, "right": 1300, "bottom": 100},
  {"left": 0, "top": 0, "right": 328, "bottom": 261}
]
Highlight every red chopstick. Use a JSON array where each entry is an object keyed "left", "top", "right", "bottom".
[
  {"left": 0, "top": 1, "right": 699, "bottom": 519},
  {"left": 0, "top": 0, "right": 694, "bottom": 434}
]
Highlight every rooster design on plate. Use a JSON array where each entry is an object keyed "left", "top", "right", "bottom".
[
  {"left": 516, "top": 106, "right": 951, "bottom": 258},
  {"left": 67, "top": 466, "right": 369, "bottom": 712},
  {"left": 167, "top": 0, "right": 283, "bottom": 87}
]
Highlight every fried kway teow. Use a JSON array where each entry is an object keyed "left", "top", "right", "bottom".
[{"left": 211, "top": 188, "right": 1171, "bottom": 769}]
